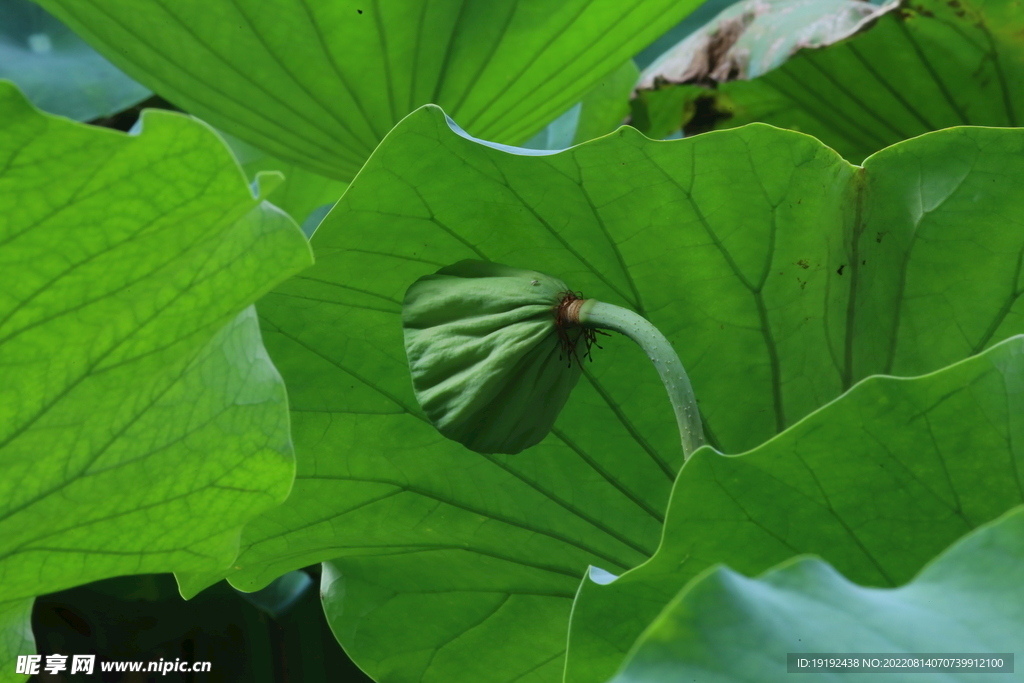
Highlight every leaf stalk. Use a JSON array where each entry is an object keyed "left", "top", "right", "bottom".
[{"left": 573, "top": 299, "right": 704, "bottom": 461}]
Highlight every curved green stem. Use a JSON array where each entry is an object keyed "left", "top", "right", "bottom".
[{"left": 576, "top": 299, "right": 704, "bottom": 461}]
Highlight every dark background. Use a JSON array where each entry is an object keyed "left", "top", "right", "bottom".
[{"left": 30, "top": 569, "right": 373, "bottom": 683}]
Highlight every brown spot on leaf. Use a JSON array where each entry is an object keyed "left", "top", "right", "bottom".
[
  {"left": 635, "top": 10, "right": 756, "bottom": 90},
  {"left": 837, "top": 264, "right": 846, "bottom": 275},
  {"left": 679, "top": 16, "right": 750, "bottom": 84},
  {"left": 635, "top": 0, "right": 897, "bottom": 92},
  {"left": 797, "top": 259, "right": 809, "bottom": 269}
]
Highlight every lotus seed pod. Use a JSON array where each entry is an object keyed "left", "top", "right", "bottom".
[{"left": 402, "top": 260, "right": 588, "bottom": 454}]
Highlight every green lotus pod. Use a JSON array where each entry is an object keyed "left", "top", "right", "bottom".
[
  {"left": 402, "top": 260, "right": 589, "bottom": 455},
  {"left": 403, "top": 259, "right": 705, "bottom": 460}
]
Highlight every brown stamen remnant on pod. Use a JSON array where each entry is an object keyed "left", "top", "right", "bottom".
[{"left": 553, "top": 291, "right": 609, "bottom": 368}]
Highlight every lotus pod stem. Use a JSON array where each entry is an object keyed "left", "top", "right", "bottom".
[{"left": 563, "top": 298, "right": 705, "bottom": 460}]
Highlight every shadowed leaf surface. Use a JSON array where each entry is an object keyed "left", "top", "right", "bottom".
[
  {"left": 171, "top": 107, "right": 1024, "bottom": 683},
  {"left": 610, "top": 505, "right": 1024, "bottom": 682}
]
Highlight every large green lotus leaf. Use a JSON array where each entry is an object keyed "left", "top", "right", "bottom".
[
  {"left": 0, "top": 81, "right": 312, "bottom": 608},
  {"left": 173, "top": 108, "right": 1024, "bottom": 682},
  {"left": 610, "top": 506, "right": 1024, "bottom": 683},
  {"left": 0, "top": 0, "right": 149, "bottom": 121},
  {"left": 0, "top": 600, "right": 33, "bottom": 683},
  {"left": 567, "top": 336, "right": 1024, "bottom": 683},
  {"left": 36, "top": 0, "right": 704, "bottom": 182},
  {"left": 633, "top": 0, "right": 1024, "bottom": 162}
]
